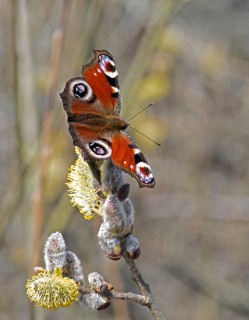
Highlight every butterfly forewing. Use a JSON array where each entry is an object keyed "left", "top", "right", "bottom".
[{"left": 82, "top": 50, "right": 120, "bottom": 115}]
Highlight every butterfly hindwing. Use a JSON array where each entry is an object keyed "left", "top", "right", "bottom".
[
  {"left": 112, "top": 132, "right": 155, "bottom": 188},
  {"left": 60, "top": 77, "right": 105, "bottom": 148}
]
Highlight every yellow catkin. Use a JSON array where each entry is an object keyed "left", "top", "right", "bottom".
[
  {"left": 66, "top": 147, "right": 103, "bottom": 219},
  {"left": 26, "top": 268, "right": 79, "bottom": 310}
]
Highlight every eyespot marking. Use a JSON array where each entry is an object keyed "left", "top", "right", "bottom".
[
  {"left": 69, "top": 79, "right": 95, "bottom": 103},
  {"left": 73, "top": 83, "right": 87, "bottom": 98},
  {"left": 84, "top": 140, "right": 112, "bottom": 160}
]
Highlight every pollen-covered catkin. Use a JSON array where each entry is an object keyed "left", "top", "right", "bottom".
[{"left": 26, "top": 268, "right": 79, "bottom": 309}]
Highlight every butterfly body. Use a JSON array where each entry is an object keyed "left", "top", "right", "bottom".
[{"left": 60, "top": 50, "right": 155, "bottom": 188}]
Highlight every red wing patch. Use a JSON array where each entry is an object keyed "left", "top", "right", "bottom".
[
  {"left": 70, "top": 100, "right": 96, "bottom": 115},
  {"left": 83, "top": 66, "right": 116, "bottom": 110},
  {"left": 71, "top": 122, "right": 101, "bottom": 141}
]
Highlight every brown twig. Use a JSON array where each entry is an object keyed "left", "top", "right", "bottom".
[
  {"left": 123, "top": 252, "right": 167, "bottom": 320},
  {"left": 107, "top": 262, "right": 132, "bottom": 320},
  {"left": 80, "top": 258, "right": 165, "bottom": 320},
  {"left": 101, "top": 288, "right": 149, "bottom": 306}
]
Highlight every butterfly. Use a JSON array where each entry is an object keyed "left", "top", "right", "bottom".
[{"left": 60, "top": 50, "right": 155, "bottom": 188}]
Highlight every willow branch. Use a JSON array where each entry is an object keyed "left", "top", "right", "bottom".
[
  {"left": 123, "top": 252, "right": 167, "bottom": 320},
  {"left": 101, "top": 289, "right": 149, "bottom": 306}
]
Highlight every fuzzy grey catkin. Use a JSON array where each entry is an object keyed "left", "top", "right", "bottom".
[
  {"left": 102, "top": 160, "right": 126, "bottom": 194},
  {"left": 44, "top": 232, "right": 67, "bottom": 271},
  {"left": 64, "top": 251, "right": 85, "bottom": 285},
  {"left": 125, "top": 234, "right": 140, "bottom": 259},
  {"left": 79, "top": 290, "right": 110, "bottom": 310}
]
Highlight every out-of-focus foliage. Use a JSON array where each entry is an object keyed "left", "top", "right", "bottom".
[{"left": 0, "top": 0, "right": 249, "bottom": 320}]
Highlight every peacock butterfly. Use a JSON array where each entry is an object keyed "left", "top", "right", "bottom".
[{"left": 60, "top": 50, "right": 155, "bottom": 188}]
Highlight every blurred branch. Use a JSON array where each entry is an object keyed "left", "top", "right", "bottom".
[
  {"left": 0, "top": 166, "right": 23, "bottom": 248},
  {"left": 166, "top": 259, "right": 249, "bottom": 317},
  {"left": 13, "top": 0, "right": 39, "bottom": 169},
  {"left": 31, "top": 0, "right": 73, "bottom": 272},
  {"left": 29, "top": 3, "right": 73, "bottom": 319},
  {"left": 123, "top": 0, "right": 192, "bottom": 110},
  {"left": 0, "top": 0, "right": 39, "bottom": 249}
]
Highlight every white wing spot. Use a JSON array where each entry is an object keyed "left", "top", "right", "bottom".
[
  {"left": 111, "top": 86, "right": 119, "bottom": 93},
  {"left": 132, "top": 148, "right": 141, "bottom": 155},
  {"left": 105, "top": 70, "right": 118, "bottom": 78}
]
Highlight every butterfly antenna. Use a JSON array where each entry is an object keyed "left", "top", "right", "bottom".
[
  {"left": 129, "top": 126, "right": 162, "bottom": 147},
  {"left": 127, "top": 103, "right": 154, "bottom": 122}
]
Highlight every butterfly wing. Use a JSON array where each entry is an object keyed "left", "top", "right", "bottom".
[
  {"left": 60, "top": 76, "right": 111, "bottom": 156},
  {"left": 112, "top": 132, "right": 155, "bottom": 188},
  {"left": 60, "top": 50, "right": 121, "bottom": 156},
  {"left": 82, "top": 49, "right": 121, "bottom": 115}
]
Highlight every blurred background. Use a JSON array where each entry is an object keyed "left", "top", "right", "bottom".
[{"left": 1, "top": 0, "right": 249, "bottom": 319}]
